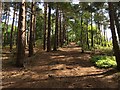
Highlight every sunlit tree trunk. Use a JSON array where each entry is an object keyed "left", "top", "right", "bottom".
[
  {"left": 6, "top": 9, "right": 10, "bottom": 45},
  {"left": 113, "top": 5, "right": 120, "bottom": 42},
  {"left": 86, "top": 19, "right": 89, "bottom": 49},
  {"left": 33, "top": 3, "right": 36, "bottom": 47},
  {"left": 91, "top": 11, "right": 94, "bottom": 48},
  {"left": 108, "top": 2, "right": 120, "bottom": 71},
  {"left": 15, "top": 12, "right": 18, "bottom": 46},
  {"left": 103, "top": 25, "right": 106, "bottom": 46},
  {"left": 80, "top": 14, "right": 84, "bottom": 53},
  {"left": 53, "top": 5, "right": 59, "bottom": 51},
  {"left": 47, "top": 3, "right": 51, "bottom": 52},
  {"left": 97, "top": 21, "right": 101, "bottom": 45},
  {"left": 29, "top": 1, "right": 35, "bottom": 57},
  {"left": 0, "top": 1, "right": 2, "bottom": 50},
  {"left": 3, "top": 11, "right": 7, "bottom": 46},
  {"left": 43, "top": 3, "right": 47, "bottom": 50},
  {"left": 62, "top": 13, "right": 66, "bottom": 46},
  {"left": 16, "top": 1, "right": 26, "bottom": 67},
  {"left": 59, "top": 10, "right": 62, "bottom": 47},
  {"left": 33, "top": 14, "right": 36, "bottom": 47},
  {"left": 10, "top": 4, "right": 16, "bottom": 51}
]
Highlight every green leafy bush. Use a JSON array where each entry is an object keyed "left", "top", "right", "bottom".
[{"left": 90, "top": 55, "right": 117, "bottom": 68}]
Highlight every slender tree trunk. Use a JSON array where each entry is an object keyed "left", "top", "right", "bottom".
[
  {"left": 114, "top": 9, "right": 120, "bottom": 42},
  {"left": 16, "top": 1, "right": 26, "bottom": 67},
  {"left": 3, "top": 12, "right": 7, "bottom": 46},
  {"left": 33, "top": 14, "right": 36, "bottom": 47},
  {"left": 103, "top": 25, "right": 106, "bottom": 46},
  {"left": 29, "top": 2, "right": 34, "bottom": 57},
  {"left": 33, "top": 3, "right": 36, "bottom": 47},
  {"left": 59, "top": 10, "right": 62, "bottom": 47},
  {"left": 91, "top": 11, "right": 94, "bottom": 48},
  {"left": 10, "top": 4, "right": 16, "bottom": 51},
  {"left": 6, "top": 9, "right": 10, "bottom": 45},
  {"left": 43, "top": 3, "right": 47, "bottom": 50},
  {"left": 108, "top": 2, "right": 120, "bottom": 71},
  {"left": 66, "top": 28, "right": 69, "bottom": 45},
  {"left": 86, "top": 20, "right": 89, "bottom": 49},
  {"left": 0, "top": 1, "right": 2, "bottom": 49},
  {"left": 47, "top": 3, "right": 51, "bottom": 52},
  {"left": 81, "top": 14, "right": 84, "bottom": 53},
  {"left": 62, "top": 13, "right": 66, "bottom": 46},
  {"left": 15, "top": 12, "right": 18, "bottom": 46},
  {"left": 25, "top": 3, "right": 27, "bottom": 47},
  {"left": 53, "top": 5, "right": 58, "bottom": 51},
  {"left": 98, "top": 21, "right": 101, "bottom": 45},
  {"left": 96, "top": 22, "right": 99, "bottom": 44}
]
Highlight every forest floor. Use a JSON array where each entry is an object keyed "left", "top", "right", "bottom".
[{"left": 2, "top": 42, "right": 120, "bottom": 88}]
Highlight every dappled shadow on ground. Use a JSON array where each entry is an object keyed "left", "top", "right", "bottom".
[{"left": 2, "top": 43, "right": 119, "bottom": 88}]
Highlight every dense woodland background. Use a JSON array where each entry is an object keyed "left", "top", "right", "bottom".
[{"left": 1, "top": 1, "right": 120, "bottom": 88}]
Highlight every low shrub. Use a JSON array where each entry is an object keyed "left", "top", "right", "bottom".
[{"left": 90, "top": 55, "right": 117, "bottom": 68}]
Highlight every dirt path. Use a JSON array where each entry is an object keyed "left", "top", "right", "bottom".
[{"left": 2, "top": 43, "right": 119, "bottom": 88}]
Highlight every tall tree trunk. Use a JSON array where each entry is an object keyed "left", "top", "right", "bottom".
[
  {"left": 33, "top": 3, "right": 36, "bottom": 47},
  {"left": 114, "top": 15, "right": 120, "bottom": 42},
  {"left": 0, "top": 2, "right": 2, "bottom": 84},
  {"left": 47, "top": 3, "right": 51, "bottom": 52},
  {"left": 53, "top": 5, "right": 58, "bottom": 51},
  {"left": 59, "top": 10, "right": 62, "bottom": 47},
  {"left": 86, "top": 20, "right": 89, "bottom": 49},
  {"left": 108, "top": 2, "right": 120, "bottom": 71},
  {"left": 6, "top": 9, "right": 10, "bottom": 45},
  {"left": 15, "top": 12, "right": 18, "bottom": 46},
  {"left": 113, "top": 6, "right": 120, "bottom": 42},
  {"left": 29, "top": 1, "right": 34, "bottom": 57},
  {"left": 0, "top": 1, "right": 2, "bottom": 49},
  {"left": 66, "top": 28, "right": 69, "bottom": 45},
  {"left": 43, "top": 3, "right": 47, "bottom": 50},
  {"left": 91, "top": 11, "right": 94, "bottom": 48},
  {"left": 25, "top": 3, "right": 27, "bottom": 47},
  {"left": 10, "top": 4, "right": 16, "bottom": 51},
  {"left": 103, "top": 25, "right": 106, "bottom": 46},
  {"left": 16, "top": 1, "right": 26, "bottom": 67},
  {"left": 62, "top": 13, "right": 66, "bottom": 46},
  {"left": 3, "top": 11, "right": 7, "bottom": 46},
  {"left": 80, "top": 14, "right": 84, "bottom": 53},
  {"left": 33, "top": 14, "right": 36, "bottom": 47}
]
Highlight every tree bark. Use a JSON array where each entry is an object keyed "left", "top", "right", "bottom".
[
  {"left": 43, "top": 3, "right": 47, "bottom": 50},
  {"left": 29, "top": 1, "right": 35, "bottom": 57},
  {"left": 108, "top": 2, "right": 120, "bottom": 71},
  {"left": 47, "top": 3, "right": 51, "bottom": 52},
  {"left": 0, "top": 1, "right": 2, "bottom": 49},
  {"left": 53, "top": 5, "right": 59, "bottom": 51},
  {"left": 10, "top": 4, "right": 16, "bottom": 51},
  {"left": 59, "top": 10, "right": 62, "bottom": 47},
  {"left": 91, "top": 11, "right": 94, "bottom": 48},
  {"left": 16, "top": 1, "right": 26, "bottom": 67},
  {"left": 86, "top": 20, "right": 89, "bottom": 49},
  {"left": 62, "top": 13, "right": 66, "bottom": 46},
  {"left": 3, "top": 10, "right": 7, "bottom": 46},
  {"left": 113, "top": 5, "right": 120, "bottom": 42},
  {"left": 6, "top": 9, "right": 10, "bottom": 45},
  {"left": 33, "top": 3, "right": 36, "bottom": 47},
  {"left": 81, "top": 14, "right": 84, "bottom": 53}
]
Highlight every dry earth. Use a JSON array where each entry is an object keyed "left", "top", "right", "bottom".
[{"left": 2, "top": 43, "right": 119, "bottom": 88}]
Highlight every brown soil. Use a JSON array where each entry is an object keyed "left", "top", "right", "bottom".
[{"left": 2, "top": 43, "right": 119, "bottom": 88}]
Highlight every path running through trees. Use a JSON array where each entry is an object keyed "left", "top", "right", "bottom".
[{"left": 2, "top": 43, "right": 119, "bottom": 88}]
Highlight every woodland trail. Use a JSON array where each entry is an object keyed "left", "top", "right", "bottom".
[{"left": 2, "top": 42, "right": 119, "bottom": 88}]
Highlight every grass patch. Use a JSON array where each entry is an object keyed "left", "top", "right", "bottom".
[
  {"left": 90, "top": 55, "right": 117, "bottom": 68},
  {"left": 94, "top": 44, "right": 113, "bottom": 55}
]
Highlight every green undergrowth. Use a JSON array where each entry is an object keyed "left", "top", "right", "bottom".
[
  {"left": 90, "top": 55, "right": 117, "bottom": 68},
  {"left": 94, "top": 44, "right": 113, "bottom": 55}
]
